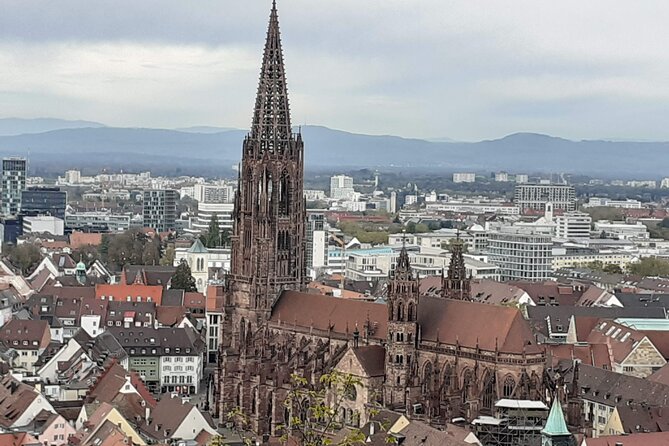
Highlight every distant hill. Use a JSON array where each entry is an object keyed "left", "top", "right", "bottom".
[
  {"left": 0, "top": 118, "right": 105, "bottom": 136},
  {"left": 175, "top": 126, "right": 242, "bottom": 134},
  {"left": 0, "top": 121, "right": 666, "bottom": 176}
]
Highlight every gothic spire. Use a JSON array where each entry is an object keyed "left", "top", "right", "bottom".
[
  {"left": 393, "top": 232, "right": 413, "bottom": 281},
  {"left": 250, "top": 0, "right": 293, "bottom": 154}
]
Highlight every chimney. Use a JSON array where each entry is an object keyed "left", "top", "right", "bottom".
[
  {"left": 370, "top": 422, "right": 375, "bottom": 436},
  {"left": 145, "top": 407, "right": 150, "bottom": 421}
]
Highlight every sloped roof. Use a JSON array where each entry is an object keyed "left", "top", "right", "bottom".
[
  {"left": 140, "top": 395, "right": 200, "bottom": 440},
  {"left": 270, "top": 291, "right": 388, "bottom": 340},
  {"left": 187, "top": 239, "right": 208, "bottom": 254},
  {"left": 547, "top": 343, "right": 611, "bottom": 369},
  {"left": 584, "top": 432, "right": 669, "bottom": 446},
  {"left": 271, "top": 291, "right": 539, "bottom": 355},
  {"left": 542, "top": 398, "right": 571, "bottom": 436},
  {"left": 0, "top": 374, "right": 40, "bottom": 428},
  {"left": 351, "top": 346, "right": 386, "bottom": 377},
  {"left": 418, "top": 296, "right": 541, "bottom": 354}
]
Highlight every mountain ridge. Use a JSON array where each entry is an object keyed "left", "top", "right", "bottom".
[{"left": 0, "top": 119, "right": 666, "bottom": 176}]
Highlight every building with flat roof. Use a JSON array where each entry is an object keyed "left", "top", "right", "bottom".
[
  {"left": 21, "top": 187, "right": 67, "bottom": 219},
  {"left": 143, "top": 189, "right": 177, "bottom": 232},
  {"left": 1, "top": 158, "right": 27, "bottom": 216},
  {"left": 486, "top": 228, "right": 553, "bottom": 281},
  {"left": 514, "top": 183, "right": 576, "bottom": 212}
]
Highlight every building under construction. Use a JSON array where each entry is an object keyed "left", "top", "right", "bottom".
[{"left": 472, "top": 399, "right": 550, "bottom": 446}]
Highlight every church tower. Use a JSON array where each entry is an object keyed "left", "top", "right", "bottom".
[
  {"left": 384, "top": 244, "right": 420, "bottom": 409},
  {"left": 442, "top": 234, "right": 471, "bottom": 300},
  {"left": 227, "top": 0, "right": 306, "bottom": 322}
]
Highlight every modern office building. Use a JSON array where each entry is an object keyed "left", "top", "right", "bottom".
[
  {"left": 453, "top": 173, "right": 476, "bottom": 183},
  {"left": 306, "top": 210, "right": 327, "bottom": 278},
  {"left": 1, "top": 158, "right": 27, "bottom": 216},
  {"left": 143, "top": 189, "right": 178, "bottom": 232},
  {"left": 514, "top": 183, "right": 576, "bottom": 212},
  {"left": 190, "top": 202, "right": 234, "bottom": 235},
  {"left": 486, "top": 228, "right": 553, "bottom": 281},
  {"left": 22, "top": 216, "right": 65, "bottom": 236},
  {"left": 330, "top": 175, "right": 354, "bottom": 200},
  {"left": 20, "top": 187, "right": 67, "bottom": 219},
  {"left": 64, "top": 211, "right": 132, "bottom": 232},
  {"left": 555, "top": 212, "right": 592, "bottom": 239}
]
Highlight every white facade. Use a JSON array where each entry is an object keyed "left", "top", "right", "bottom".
[
  {"left": 304, "top": 189, "right": 326, "bottom": 201},
  {"left": 514, "top": 184, "right": 576, "bottom": 212},
  {"left": 556, "top": 212, "right": 592, "bottom": 239},
  {"left": 661, "top": 178, "right": 669, "bottom": 189},
  {"left": 494, "top": 172, "right": 509, "bottom": 182},
  {"left": 159, "top": 355, "right": 203, "bottom": 393},
  {"left": 515, "top": 174, "right": 529, "bottom": 183},
  {"left": 389, "top": 191, "right": 397, "bottom": 213},
  {"left": 22, "top": 216, "right": 64, "bottom": 236},
  {"left": 453, "top": 173, "right": 475, "bottom": 183},
  {"left": 404, "top": 195, "right": 418, "bottom": 206},
  {"left": 584, "top": 198, "right": 642, "bottom": 209},
  {"left": 594, "top": 221, "right": 649, "bottom": 240},
  {"left": 426, "top": 201, "right": 520, "bottom": 215},
  {"left": 193, "top": 183, "right": 234, "bottom": 203},
  {"left": 486, "top": 228, "right": 553, "bottom": 281},
  {"left": 342, "top": 201, "right": 366, "bottom": 212},
  {"left": 191, "top": 202, "right": 234, "bottom": 233},
  {"left": 330, "top": 175, "right": 355, "bottom": 200}
]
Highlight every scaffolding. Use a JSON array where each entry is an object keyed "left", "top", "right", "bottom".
[{"left": 472, "top": 399, "right": 549, "bottom": 446}]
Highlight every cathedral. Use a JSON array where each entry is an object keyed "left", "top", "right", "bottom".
[{"left": 214, "top": 1, "right": 546, "bottom": 437}]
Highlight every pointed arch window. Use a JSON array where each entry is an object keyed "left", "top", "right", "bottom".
[{"left": 503, "top": 376, "right": 516, "bottom": 398}]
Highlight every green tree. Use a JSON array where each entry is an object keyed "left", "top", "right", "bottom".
[
  {"left": 205, "top": 214, "right": 222, "bottom": 248},
  {"left": 660, "top": 218, "right": 669, "bottom": 229},
  {"left": 629, "top": 258, "right": 669, "bottom": 277},
  {"left": 603, "top": 264, "right": 623, "bottom": 274},
  {"left": 160, "top": 245, "right": 176, "bottom": 266},
  {"left": 72, "top": 244, "right": 100, "bottom": 264},
  {"left": 4, "top": 244, "right": 42, "bottom": 275},
  {"left": 170, "top": 259, "right": 197, "bottom": 292}
]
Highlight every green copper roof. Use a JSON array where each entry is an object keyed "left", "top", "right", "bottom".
[
  {"left": 188, "top": 238, "right": 209, "bottom": 254},
  {"left": 76, "top": 261, "right": 86, "bottom": 271},
  {"left": 542, "top": 398, "right": 571, "bottom": 436}
]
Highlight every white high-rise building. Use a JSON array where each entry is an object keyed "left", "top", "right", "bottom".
[
  {"left": 515, "top": 174, "right": 529, "bottom": 184},
  {"left": 661, "top": 178, "right": 669, "bottom": 188},
  {"left": 389, "top": 191, "right": 397, "bottom": 214},
  {"left": 306, "top": 211, "right": 327, "bottom": 279},
  {"left": 193, "top": 183, "right": 235, "bottom": 203},
  {"left": 64, "top": 169, "right": 81, "bottom": 185},
  {"left": 555, "top": 212, "right": 592, "bottom": 239},
  {"left": 330, "top": 175, "right": 354, "bottom": 200},
  {"left": 453, "top": 173, "right": 476, "bottom": 183},
  {"left": 494, "top": 172, "right": 509, "bottom": 182}
]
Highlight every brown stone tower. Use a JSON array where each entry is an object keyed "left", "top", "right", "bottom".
[
  {"left": 216, "top": 2, "right": 306, "bottom": 428},
  {"left": 442, "top": 234, "right": 471, "bottom": 300},
  {"left": 384, "top": 244, "right": 420, "bottom": 410},
  {"left": 227, "top": 0, "right": 306, "bottom": 324}
]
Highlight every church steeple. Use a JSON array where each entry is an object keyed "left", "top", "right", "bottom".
[
  {"left": 442, "top": 232, "right": 472, "bottom": 300},
  {"left": 228, "top": 0, "right": 306, "bottom": 317},
  {"left": 249, "top": 0, "right": 294, "bottom": 156}
]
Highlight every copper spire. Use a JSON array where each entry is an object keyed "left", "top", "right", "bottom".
[{"left": 250, "top": 0, "right": 292, "bottom": 154}]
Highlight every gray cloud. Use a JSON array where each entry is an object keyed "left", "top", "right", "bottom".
[{"left": 0, "top": 0, "right": 668, "bottom": 140}]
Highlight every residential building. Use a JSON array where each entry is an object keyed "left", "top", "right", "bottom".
[
  {"left": 494, "top": 171, "right": 509, "bottom": 182},
  {"left": 205, "top": 286, "right": 224, "bottom": 364},
  {"left": 22, "top": 216, "right": 65, "bottom": 236},
  {"left": 486, "top": 227, "right": 553, "bottom": 281},
  {"left": 303, "top": 189, "right": 326, "bottom": 201},
  {"left": 140, "top": 395, "right": 216, "bottom": 442},
  {"left": 20, "top": 187, "right": 67, "bottom": 219},
  {"left": 143, "top": 189, "right": 177, "bottom": 232},
  {"left": 556, "top": 212, "right": 592, "bottom": 239},
  {"left": 0, "top": 374, "right": 56, "bottom": 429},
  {"left": 1, "top": 157, "right": 27, "bottom": 216},
  {"left": 515, "top": 174, "right": 529, "bottom": 183},
  {"left": 514, "top": 183, "right": 576, "bottom": 212},
  {"left": 0, "top": 319, "right": 51, "bottom": 373},
  {"left": 330, "top": 175, "right": 354, "bottom": 200},
  {"left": 108, "top": 326, "right": 204, "bottom": 394},
  {"left": 192, "top": 183, "right": 234, "bottom": 203},
  {"left": 453, "top": 172, "right": 475, "bottom": 183}
]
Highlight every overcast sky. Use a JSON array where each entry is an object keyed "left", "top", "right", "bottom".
[{"left": 1, "top": 1, "right": 668, "bottom": 141}]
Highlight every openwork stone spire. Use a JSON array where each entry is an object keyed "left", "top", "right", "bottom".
[
  {"left": 442, "top": 232, "right": 472, "bottom": 300},
  {"left": 249, "top": 0, "right": 293, "bottom": 155}
]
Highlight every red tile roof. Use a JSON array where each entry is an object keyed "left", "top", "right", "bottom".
[
  {"left": 95, "top": 284, "right": 163, "bottom": 305},
  {"left": 585, "top": 432, "right": 669, "bottom": 446}
]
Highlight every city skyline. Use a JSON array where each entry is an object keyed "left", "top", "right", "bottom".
[{"left": 1, "top": 1, "right": 669, "bottom": 141}]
